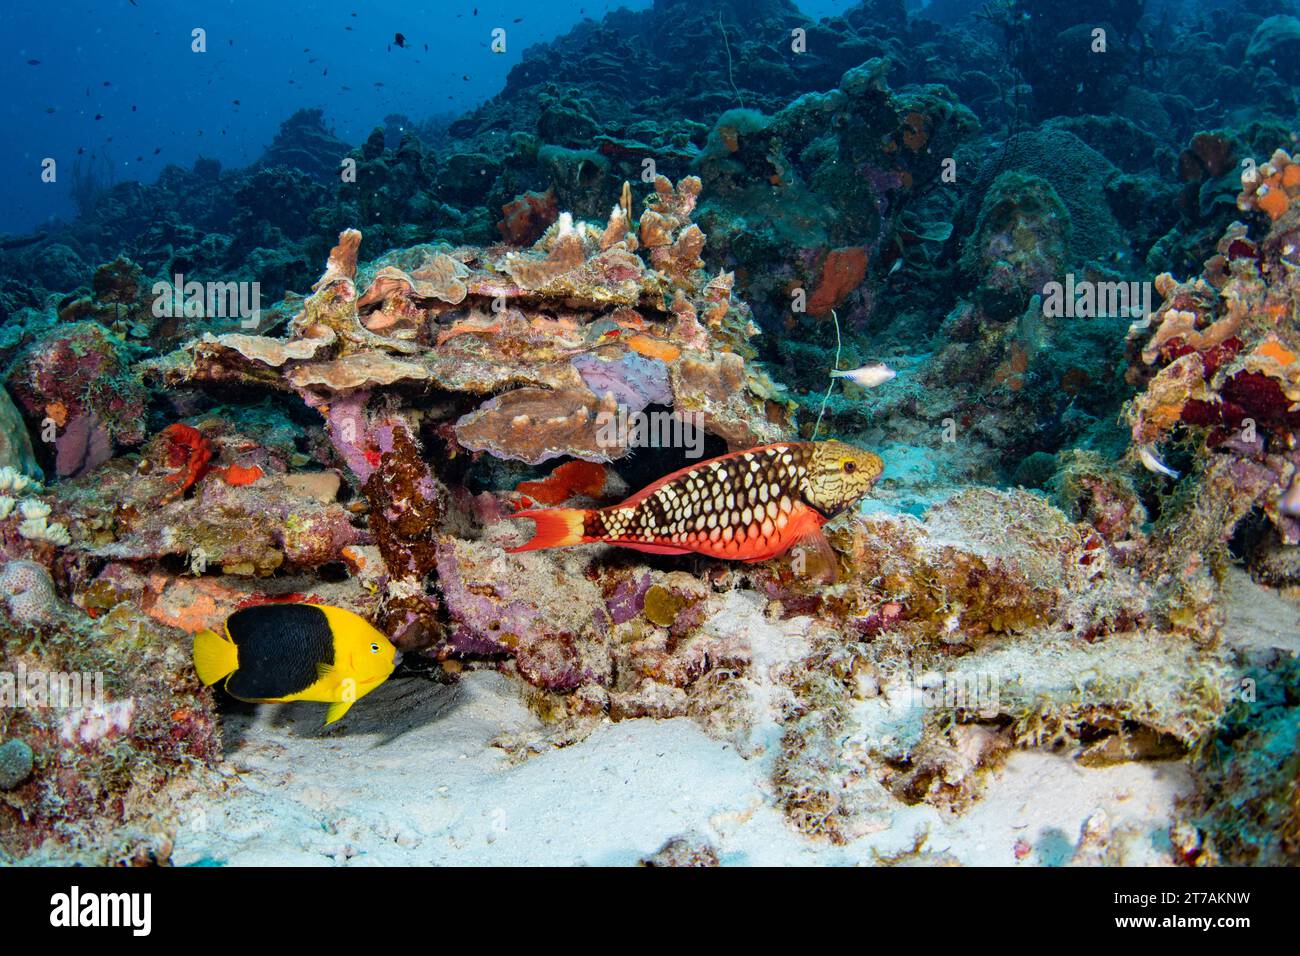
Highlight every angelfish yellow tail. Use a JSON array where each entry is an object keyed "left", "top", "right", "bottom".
[{"left": 192, "top": 628, "right": 238, "bottom": 686}]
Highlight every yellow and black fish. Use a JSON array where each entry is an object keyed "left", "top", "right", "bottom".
[
  {"left": 192, "top": 603, "right": 398, "bottom": 726},
  {"left": 508, "top": 440, "right": 883, "bottom": 578}
]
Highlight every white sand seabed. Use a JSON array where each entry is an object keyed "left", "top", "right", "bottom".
[
  {"left": 172, "top": 559, "right": 1297, "bottom": 867},
  {"left": 173, "top": 667, "right": 1189, "bottom": 867}
]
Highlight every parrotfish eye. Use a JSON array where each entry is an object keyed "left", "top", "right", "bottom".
[{"left": 369, "top": 643, "right": 380, "bottom": 654}]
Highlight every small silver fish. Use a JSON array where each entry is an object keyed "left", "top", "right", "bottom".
[
  {"left": 1280, "top": 475, "right": 1300, "bottom": 517},
  {"left": 831, "top": 363, "right": 897, "bottom": 388},
  {"left": 1138, "top": 444, "right": 1180, "bottom": 480}
]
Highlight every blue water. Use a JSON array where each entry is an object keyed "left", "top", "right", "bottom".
[{"left": 2, "top": 0, "right": 862, "bottom": 233}]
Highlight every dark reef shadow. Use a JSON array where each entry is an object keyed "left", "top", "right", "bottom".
[{"left": 216, "top": 675, "right": 467, "bottom": 756}]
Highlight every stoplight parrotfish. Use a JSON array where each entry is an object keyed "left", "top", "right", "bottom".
[
  {"left": 192, "top": 603, "right": 398, "bottom": 726},
  {"left": 507, "top": 441, "right": 883, "bottom": 579}
]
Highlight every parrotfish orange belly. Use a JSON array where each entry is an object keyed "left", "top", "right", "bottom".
[{"left": 508, "top": 443, "right": 826, "bottom": 562}]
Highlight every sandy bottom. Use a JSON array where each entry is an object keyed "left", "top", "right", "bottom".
[
  {"left": 171, "top": 568, "right": 1295, "bottom": 867},
  {"left": 172, "top": 670, "right": 1183, "bottom": 867}
]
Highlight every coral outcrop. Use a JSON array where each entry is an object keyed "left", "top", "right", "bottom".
[
  {"left": 1126, "top": 147, "right": 1300, "bottom": 584},
  {"left": 6, "top": 322, "right": 146, "bottom": 478},
  {"left": 162, "top": 182, "right": 788, "bottom": 477},
  {"left": 128, "top": 178, "right": 789, "bottom": 663}
]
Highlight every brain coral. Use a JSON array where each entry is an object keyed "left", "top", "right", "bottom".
[
  {"left": 0, "top": 560, "right": 62, "bottom": 625},
  {"left": 970, "top": 127, "right": 1124, "bottom": 267}
]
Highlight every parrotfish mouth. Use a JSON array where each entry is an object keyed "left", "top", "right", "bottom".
[{"left": 824, "top": 496, "right": 869, "bottom": 519}]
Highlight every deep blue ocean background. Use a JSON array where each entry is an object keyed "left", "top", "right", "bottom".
[{"left": 3, "top": 0, "right": 864, "bottom": 232}]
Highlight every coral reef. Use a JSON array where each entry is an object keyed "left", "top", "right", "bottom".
[
  {"left": 6, "top": 322, "right": 146, "bottom": 478},
  {"left": 4, "top": 0, "right": 1300, "bottom": 867},
  {"left": 445, "top": 484, "right": 1226, "bottom": 844},
  {"left": 0, "top": 586, "right": 218, "bottom": 863},
  {"left": 1125, "top": 147, "right": 1300, "bottom": 583},
  {"left": 1182, "top": 654, "right": 1300, "bottom": 866}
]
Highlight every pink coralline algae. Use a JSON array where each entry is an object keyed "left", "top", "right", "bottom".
[
  {"left": 434, "top": 539, "right": 563, "bottom": 655},
  {"left": 6, "top": 322, "right": 147, "bottom": 478},
  {"left": 306, "top": 389, "right": 376, "bottom": 481},
  {"left": 53, "top": 411, "right": 113, "bottom": 479},
  {"left": 603, "top": 570, "right": 652, "bottom": 626},
  {"left": 434, "top": 538, "right": 612, "bottom": 691}
]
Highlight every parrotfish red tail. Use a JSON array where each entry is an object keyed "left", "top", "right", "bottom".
[
  {"left": 192, "top": 628, "right": 238, "bottom": 686},
  {"left": 508, "top": 508, "right": 589, "bottom": 553}
]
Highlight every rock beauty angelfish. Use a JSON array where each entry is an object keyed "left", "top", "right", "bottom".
[{"left": 192, "top": 603, "right": 398, "bottom": 726}]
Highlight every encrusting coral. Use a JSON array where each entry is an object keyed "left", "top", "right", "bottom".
[
  {"left": 1125, "top": 145, "right": 1300, "bottom": 584},
  {"left": 0, "top": 465, "right": 71, "bottom": 552},
  {"left": 160, "top": 177, "right": 788, "bottom": 473}
]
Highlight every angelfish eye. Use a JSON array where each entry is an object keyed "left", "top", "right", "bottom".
[
  {"left": 370, "top": 643, "right": 380, "bottom": 654},
  {"left": 844, "top": 461, "right": 857, "bottom": 473}
]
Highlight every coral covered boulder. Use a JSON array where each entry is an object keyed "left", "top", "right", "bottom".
[{"left": 1126, "top": 147, "right": 1300, "bottom": 579}]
